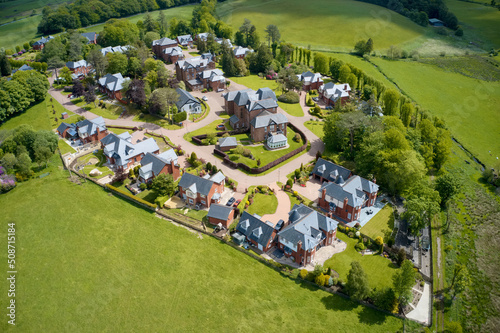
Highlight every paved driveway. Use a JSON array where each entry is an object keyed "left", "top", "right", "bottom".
[
  {"left": 293, "top": 178, "right": 323, "bottom": 202},
  {"left": 260, "top": 183, "right": 291, "bottom": 225},
  {"left": 406, "top": 282, "right": 431, "bottom": 325}
]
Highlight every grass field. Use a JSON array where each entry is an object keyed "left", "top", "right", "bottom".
[
  {"left": 324, "top": 232, "right": 398, "bottom": 289},
  {"left": 370, "top": 57, "right": 500, "bottom": 167},
  {"left": 58, "top": 139, "right": 76, "bottom": 155},
  {"left": 0, "top": 0, "right": 68, "bottom": 24},
  {"left": 218, "top": 0, "right": 426, "bottom": 52},
  {"left": 304, "top": 120, "right": 324, "bottom": 139},
  {"left": 71, "top": 97, "right": 122, "bottom": 120},
  {"left": 0, "top": 97, "right": 51, "bottom": 131},
  {"left": 247, "top": 193, "right": 278, "bottom": 215},
  {"left": 360, "top": 204, "right": 394, "bottom": 241},
  {"left": 0, "top": 158, "right": 404, "bottom": 332}
]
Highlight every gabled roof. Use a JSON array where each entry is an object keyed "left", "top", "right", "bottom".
[
  {"left": 312, "top": 158, "right": 352, "bottom": 183},
  {"left": 33, "top": 36, "right": 54, "bottom": 46},
  {"left": 100, "top": 45, "right": 131, "bottom": 56},
  {"left": 320, "top": 179, "right": 366, "bottom": 208},
  {"left": 278, "top": 204, "right": 338, "bottom": 251},
  {"left": 163, "top": 46, "right": 183, "bottom": 56},
  {"left": 319, "top": 82, "right": 351, "bottom": 102},
  {"left": 207, "top": 204, "right": 233, "bottom": 221},
  {"left": 297, "top": 71, "right": 323, "bottom": 84},
  {"left": 236, "top": 212, "right": 275, "bottom": 248},
  {"left": 218, "top": 137, "right": 237, "bottom": 148},
  {"left": 233, "top": 46, "right": 253, "bottom": 57},
  {"left": 178, "top": 172, "right": 222, "bottom": 197},
  {"left": 176, "top": 55, "right": 213, "bottom": 71},
  {"left": 100, "top": 132, "right": 159, "bottom": 167},
  {"left": 80, "top": 32, "right": 98, "bottom": 43},
  {"left": 209, "top": 171, "right": 225, "bottom": 184},
  {"left": 12, "top": 64, "right": 34, "bottom": 73},
  {"left": 267, "top": 133, "right": 287, "bottom": 144},
  {"left": 75, "top": 116, "right": 106, "bottom": 138},
  {"left": 66, "top": 60, "right": 88, "bottom": 69},
  {"left": 201, "top": 69, "right": 225, "bottom": 82},
  {"left": 196, "top": 32, "right": 210, "bottom": 41},
  {"left": 175, "top": 88, "right": 199, "bottom": 110},
  {"left": 152, "top": 37, "right": 177, "bottom": 47},
  {"left": 215, "top": 37, "right": 232, "bottom": 48},
  {"left": 56, "top": 122, "right": 75, "bottom": 134},
  {"left": 223, "top": 88, "right": 278, "bottom": 112},
  {"left": 250, "top": 110, "right": 288, "bottom": 128},
  {"left": 177, "top": 34, "right": 193, "bottom": 45},
  {"left": 98, "top": 73, "right": 129, "bottom": 92},
  {"left": 139, "top": 149, "right": 178, "bottom": 180}
]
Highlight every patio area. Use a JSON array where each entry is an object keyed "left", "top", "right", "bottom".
[{"left": 346, "top": 197, "right": 387, "bottom": 228}]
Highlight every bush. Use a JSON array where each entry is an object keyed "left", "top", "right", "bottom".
[
  {"left": 455, "top": 27, "right": 464, "bottom": 37},
  {"left": 139, "top": 183, "right": 147, "bottom": 190},
  {"left": 172, "top": 111, "right": 187, "bottom": 123},
  {"left": 299, "top": 269, "right": 308, "bottom": 279},
  {"left": 354, "top": 242, "right": 365, "bottom": 252},
  {"left": 315, "top": 273, "right": 328, "bottom": 286},
  {"left": 293, "top": 133, "right": 301, "bottom": 142},
  {"left": 375, "top": 236, "right": 384, "bottom": 246},
  {"left": 306, "top": 96, "right": 314, "bottom": 107},
  {"left": 286, "top": 179, "right": 293, "bottom": 187},
  {"left": 397, "top": 248, "right": 406, "bottom": 266},
  {"left": 278, "top": 91, "right": 300, "bottom": 104},
  {"left": 354, "top": 222, "right": 361, "bottom": 230}
]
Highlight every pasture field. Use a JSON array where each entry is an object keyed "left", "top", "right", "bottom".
[
  {"left": 445, "top": 0, "right": 500, "bottom": 49},
  {"left": 217, "top": 0, "right": 426, "bottom": 52},
  {"left": 0, "top": 15, "right": 41, "bottom": 51},
  {"left": 0, "top": 95, "right": 51, "bottom": 131},
  {"left": 370, "top": 57, "right": 500, "bottom": 167},
  {"left": 0, "top": 158, "right": 404, "bottom": 332},
  {"left": 0, "top": 0, "right": 68, "bottom": 25}
]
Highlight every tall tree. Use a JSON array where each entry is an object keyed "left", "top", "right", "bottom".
[
  {"left": 382, "top": 89, "right": 400, "bottom": 116},
  {"left": 87, "top": 49, "right": 108, "bottom": 78},
  {"left": 106, "top": 53, "right": 128, "bottom": 74},
  {"left": 151, "top": 174, "right": 176, "bottom": 197},
  {"left": 157, "top": 10, "right": 168, "bottom": 37},
  {"left": 246, "top": 25, "right": 260, "bottom": 50},
  {"left": 67, "top": 32, "right": 83, "bottom": 61},
  {"left": 265, "top": 24, "right": 280, "bottom": 46},
  {"left": 435, "top": 173, "right": 461, "bottom": 206},
  {"left": 126, "top": 79, "right": 147, "bottom": 109},
  {"left": 392, "top": 260, "right": 416, "bottom": 309},
  {"left": 346, "top": 261, "right": 370, "bottom": 300},
  {"left": 0, "top": 53, "right": 12, "bottom": 76},
  {"left": 143, "top": 12, "right": 158, "bottom": 32},
  {"left": 313, "top": 52, "right": 328, "bottom": 74},
  {"left": 400, "top": 102, "right": 414, "bottom": 127}
]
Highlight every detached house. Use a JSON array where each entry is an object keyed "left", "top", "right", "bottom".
[
  {"left": 33, "top": 36, "right": 54, "bottom": 50},
  {"left": 224, "top": 88, "right": 289, "bottom": 147},
  {"left": 195, "top": 32, "right": 209, "bottom": 42},
  {"left": 235, "top": 212, "right": 277, "bottom": 251},
  {"left": 98, "top": 73, "right": 130, "bottom": 102},
  {"left": 178, "top": 171, "right": 226, "bottom": 208},
  {"left": 318, "top": 82, "right": 351, "bottom": 107},
  {"left": 57, "top": 116, "right": 108, "bottom": 143},
  {"left": 100, "top": 132, "right": 160, "bottom": 171},
  {"left": 177, "top": 34, "right": 193, "bottom": 47},
  {"left": 162, "top": 46, "right": 184, "bottom": 64},
  {"left": 175, "top": 88, "right": 201, "bottom": 114},
  {"left": 100, "top": 45, "right": 131, "bottom": 56},
  {"left": 277, "top": 204, "right": 338, "bottom": 265},
  {"left": 233, "top": 46, "right": 253, "bottom": 59},
  {"left": 313, "top": 158, "right": 378, "bottom": 222},
  {"left": 175, "top": 54, "right": 215, "bottom": 88},
  {"left": 207, "top": 204, "right": 235, "bottom": 228},
  {"left": 297, "top": 71, "right": 323, "bottom": 91},
  {"left": 139, "top": 149, "right": 180, "bottom": 182},
  {"left": 80, "top": 32, "right": 98, "bottom": 44},
  {"left": 198, "top": 69, "right": 226, "bottom": 91},
  {"left": 65, "top": 60, "right": 90, "bottom": 78},
  {"left": 152, "top": 37, "right": 178, "bottom": 59}
]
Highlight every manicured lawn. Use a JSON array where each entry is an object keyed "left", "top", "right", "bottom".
[
  {"left": 0, "top": 156, "right": 404, "bottom": 331},
  {"left": 79, "top": 150, "right": 113, "bottom": 179},
  {"left": 189, "top": 101, "right": 210, "bottom": 122},
  {"left": 0, "top": 97, "right": 51, "bottom": 131},
  {"left": 132, "top": 112, "right": 182, "bottom": 130},
  {"left": 247, "top": 193, "right": 278, "bottom": 216},
  {"left": 304, "top": 120, "right": 324, "bottom": 139},
  {"left": 108, "top": 127, "right": 134, "bottom": 135},
  {"left": 229, "top": 76, "right": 304, "bottom": 116},
  {"left": 50, "top": 96, "right": 79, "bottom": 129},
  {"left": 169, "top": 207, "right": 208, "bottom": 221},
  {"left": 324, "top": 232, "right": 399, "bottom": 289},
  {"left": 360, "top": 204, "right": 394, "bottom": 241},
  {"left": 183, "top": 119, "right": 225, "bottom": 141},
  {"left": 218, "top": 0, "right": 425, "bottom": 52},
  {"left": 286, "top": 191, "right": 302, "bottom": 210},
  {"left": 71, "top": 97, "right": 122, "bottom": 120},
  {"left": 370, "top": 57, "right": 500, "bottom": 167},
  {"left": 144, "top": 133, "right": 170, "bottom": 152},
  {"left": 58, "top": 139, "right": 76, "bottom": 155}
]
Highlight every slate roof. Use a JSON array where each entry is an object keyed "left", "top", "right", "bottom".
[
  {"left": 75, "top": 116, "right": 106, "bottom": 138},
  {"left": 209, "top": 171, "right": 225, "bottom": 184},
  {"left": 218, "top": 137, "right": 237, "bottom": 148},
  {"left": 100, "top": 45, "right": 131, "bottom": 56},
  {"left": 152, "top": 37, "right": 177, "bottom": 47},
  {"left": 101, "top": 132, "right": 159, "bottom": 167},
  {"left": 207, "top": 204, "right": 233, "bottom": 221},
  {"left": 66, "top": 60, "right": 88, "bottom": 69},
  {"left": 233, "top": 46, "right": 253, "bottom": 57},
  {"left": 176, "top": 56, "right": 213, "bottom": 71},
  {"left": 297, "top": 71, "right": 323, "bottom": 84},
  {"left": 236, "top": 211, "right": 275, "bottom": 248},
  {"left": 163, "top": 46, "right": 183, "bottom": 57},
  {"left": 177, "top": 34, "right": 193, "bottom": 45},
  {"left": 201, "top": 69, "right": 225, "bottom": 82},
  {"left": 267, "top": 133, "right": 287, "bottom": 144},
  {"left": 80, "top": 32, "right": 98, "bottom": 44},
  {"left": 250, "top": 110, "right": 288, "bottom": 128},
  {"left": 12, "top": 64, "right": 34, "bottom": 73},
  {"left": 215, "top": 37, "right": 232, "bottom": 48},
  {"left": 178, "top": 172, "right": 217, "bottom": 197},
  {"left": 312, "top": 158, "right": 352, "bottom": 183},
  {"left": 319, "top": 82, "right": 351, "bottom": 102},
  {"left": 175, "top": 88, "right": 200, "bottom": 110},
  {"left": 33, "top": 36, "right": 54, "bottom": 46},
  {"left": 139, "top": 149, "right": 178, "bottom": 180},
  {"left": 224, "top": 88, "right": 278, "bottom": 110},
  {"left": 229, "top": 115, "right": 239, "bottom": 126},
  {"left": 98, "top": 73, "right": 130, "bottom": 92},
  {"left": 278, "top": 204, "right": 338, "bottom": 251},
  {"left": 196, "top": 32, "right": 209, "bottom": 41},
  {"left": 56, "top": 122, "right": 75, "bottom": 134}
]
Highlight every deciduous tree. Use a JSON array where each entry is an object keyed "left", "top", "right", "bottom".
[{"left": 346, "top": 261, "right": 370, "bottom": 300}]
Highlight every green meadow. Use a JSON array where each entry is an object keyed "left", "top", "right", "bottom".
[
  {"left": 217, "top": 0, "right": 426, "bottom": 52},
  {"left": 370, "top": 57, "right": 500, "bottom": 167},
  {"left": 0, "top": 0, "right": 68, "bottom": 25},
  {"left": 0, "top": 158, "right": 404, "bottom": 332}
]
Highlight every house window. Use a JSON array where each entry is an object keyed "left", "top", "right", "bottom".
[
  {"left": 201, "top": 200, "right": 206, "bottom": 204},
  {"left": 264, "top": 127, "right": 267, "bottom": 133},
  {"left": 348, "top": 213, "right": 352, "bottom": 220},
  {"left": 370, "top": 199, "right": 373, "bottom": 205},
  {"left": 189, "top": 199, "right": 193, "bottom": 204},
  {"left": 270, "top": 125, "right": 275, "bottom": 131}
]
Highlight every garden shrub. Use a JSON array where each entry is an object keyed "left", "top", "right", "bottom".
[
  {"left": 375, "top": 236, "right": 384, "bottom": 246},
  {"left": 139, "top": 183, "right": 147, "bottom": 190},
  {"left": 306, "top": 97, "right": 314, "bottom": 107},
  {"left": 293, "top": 133, "right": 301, "bottom": 142},
  {"left": 173, "top": 111, "right": 187, "bottom": 123},
  {"left": 299, "top": 269, "right": 308, "bottom": 279},
  {"left": 355, "top": 242, "right": 365, "bottom": 252},
  {"left": 278, "top": 91, "right": 300, "bottom": 104},
  {"left": 354, "top": 222, "right": 361, "bottom": 229},
  {"left": 315, "top": 273, "right": 328, "bottom": 286},
  {"left": 286, "top": 179, "right": 293, "bottom": 187}
]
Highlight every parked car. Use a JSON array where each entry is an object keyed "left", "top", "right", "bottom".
[
  {"left": 202, "top": 96, "right": 208, "bottom": 101},
  {"left": 226, "top": 197, "right": 235, "bottom": 206},
  {"left": 233, "top": 199, "right": 241, "bottom": 207}
]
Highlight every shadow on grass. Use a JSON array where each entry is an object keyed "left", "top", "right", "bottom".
[
  {"left": 357, "top": 303, "right": 391, "bottom": 325},
  {"left": 320, "top": 293, "right": 358, "bottom": 312}
]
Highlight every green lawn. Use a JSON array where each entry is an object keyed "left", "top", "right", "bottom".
[
  {"left": 71, "top": 97, "right": 122, "bottom": 120},
  {"left": 218, "top": 0, "right": 426, "bottom": 52},
  {"left": 79, "top": 150, "right": 114, "bottom": 179},
  {"left": 247, "top": 193, "right": 278, "bottom": 215},
  {"left": 324, "top": 232, "right": 399, "bottom": 289},
  {"left": 0, "top": 15, "right": 41, "bottom": 51},
  {"left": 370, "top": 57, "right": 500, "bottom": 167},
  {"left": 183, "top": 119, "right": 225, "bottom": 141},
  {"left": 229, "top": 76, "right": 304, "bottom": 116},
  {"left": 0, "top": 158, "right": 404, "bottom": 331},
  {"left": 50, "top": 97, "right": 79, "bottom": 129},
  {"left": 169, "top": 207, "right": 208, "bottom": 221},
  {"left": 0, "top": 97, "right": 51, "bottom": 131},
  {"left": 144, "top": 133, "right": 170, "bottom": 152},
  {"left": 132, "top": 112, "right": 182, "bottom": 130},
  {"left": 0, "top": 0, "right": 68, "bottom": 24},
  {"left": 226, "top": 128, "right": 304, "bottom": 168},
  {"left": 304, "top": 120, "right": 324, "bottom": 139},
  {"left": 108, "top": 127, "right": 134, "bottom": 135},
  {"left": 360, "top": 204, "right": 394, "bottom": 241},
  {"left": 58, "top": 139, "right": 76, "bottom": 155}
]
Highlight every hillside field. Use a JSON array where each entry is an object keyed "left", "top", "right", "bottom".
[
  {"left": 0, "top": 158, "right": 404, "bottom": 332},
  {"left": 0, "top": 0, "right": 68, "bottom": 25},
  {"left": 370, "top": 57, "right": 500, "bottom": 167},
  {"left": 217, "top": 0, "right": 426, "bottom": 52}
]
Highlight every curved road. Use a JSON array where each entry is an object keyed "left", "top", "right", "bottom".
[{"left": 48, "top": 75, "right": 324, "bottom": 191}]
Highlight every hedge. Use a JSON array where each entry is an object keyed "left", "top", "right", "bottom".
[
  {"left": 105, "top": 184, "right": 157, "bottom": 209},
  {"left": 173, "top": 111, "right": 187, "bottom": 123},
  {"left": 278, "top": 91, "right": 300, "bottom": 104}
]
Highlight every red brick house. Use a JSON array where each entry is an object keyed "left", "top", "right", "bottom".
[
  {"left": 100, "top": 132, "right": 160, "bottom": 171},
  {"left": 162, "top": 46, "right": 184, "bottom": 64},
  {"left": 207, "top": 204, "right": 235, "bottom": 228},
  {"left": 138, "top": 149, "right": 180, "bottom": 182},
  {"left": 297, "top": 71, "right": 323, "bottom": 91},
  {"left": 32, "top": 36, "right": 54, "bottom": 50},
  {"left": 56, "top": 122, "right": 77, "bottom": 139},
  {"left": 81, "top": 32, "right": 98, "bottom": 44},
  {"left": 178, "top": 171, "right": 226, "bottom": 208},
  {"left": 152, "top": 37, "right": 178, "bottom": 59},
  {"left": 175, "top": 54, "right": 215, "bottom": 86},
  {"left": 177, "top": 34, "right": 193, "bottom": 47},
  {"left": 277, "top": 204, "right": 338, "bottom": 265},
  {"left": 235, "top": 212, "right": 277, "bottom": 251},
  {"left": 233, "top": 46, "right": 253, "bottom": 59},
  {"left": 318, "top": 82, "right": 351, "bottom": 106},
  {"left": 65, "top": 60, "right": 91, "bottom": 78},
  {"left": 199, "top": 69, "right": 226, "bottom": 91},
  {"left": 98, "top": 73, "right": 130, "bottom": 103}
]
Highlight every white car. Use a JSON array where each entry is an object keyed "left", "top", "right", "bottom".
[{"left": 202, "top": 96, "right": 208, "bottom": 101}]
